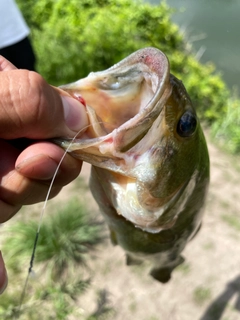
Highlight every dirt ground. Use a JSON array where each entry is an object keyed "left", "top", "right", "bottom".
[{"left": 2, "top": 133, "right": 240, "bottom": 320}]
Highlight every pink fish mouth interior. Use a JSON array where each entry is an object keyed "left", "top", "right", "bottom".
[
  {"left": 60, "top": 66, "right": 158, "bottom": 142},
  {"left": 57, "top": 48, "right": 171, "bottom": 154}
]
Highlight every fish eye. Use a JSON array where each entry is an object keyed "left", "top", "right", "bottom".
[{"left": 177, "top": 111, "right": 197, "bottom": 137}]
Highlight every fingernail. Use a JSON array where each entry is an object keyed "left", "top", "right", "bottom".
[
  {"left": 61, "top": 96, "right": 89, "bottom": 133},
  {"left": 16, "top": 154, "right": 59, "bottom": 180},
  {"left": 0, "top": 251, "right": 8, "bottom": 294}
]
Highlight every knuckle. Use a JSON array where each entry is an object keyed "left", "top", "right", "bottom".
[
  {"left": 27, "top": 71, "right": 46, "bottom": 108},
  {"left": 23, "top": 71, "right": 53, "bottom": 135}
]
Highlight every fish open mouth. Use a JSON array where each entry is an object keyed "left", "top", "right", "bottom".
[
  {"left": 54, "top": 48, "right": 184, "bottom": 233},
  {"left": 65, "top": 66, "right": 155, "bottom": 135},
  {"left": 57, "top": 47, "right": 172, "bottom": 162}
]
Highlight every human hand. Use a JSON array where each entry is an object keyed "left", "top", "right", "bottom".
[{"left": 0, "top": 56, "right": 89, "bottom": 294}]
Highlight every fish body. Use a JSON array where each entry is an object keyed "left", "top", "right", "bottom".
[{"left": 56, "top": 47, "right": 209, "bottom": 282}]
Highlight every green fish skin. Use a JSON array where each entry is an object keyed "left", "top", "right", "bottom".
[{"left": 55, "top": 47, "right": 210, "bottom": 283}]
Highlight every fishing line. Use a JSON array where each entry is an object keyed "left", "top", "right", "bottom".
[
  {"left": 16, "top": 119, "right": 110, "bottom": 318},
  {"left": 16, "top": 126, "right": 90, "bottom": 318}
]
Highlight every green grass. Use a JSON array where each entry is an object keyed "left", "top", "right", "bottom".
[
  {"left": 219, "top": 200, "right": 231, "bottom": 209},
  {"left": 221, "top": 214, "right": 240, "bottom": 232},
  {"left": 1, "top": 197, "right": 107, "bottom": 319},
  {"left": 86, "top": 289, "right": 114, "bottom": 320},
  {"left": 129, "top": 300, "right": 137, "bottom": 313},
  {"left": 193, "top": 286, "right": 212, "bottom": 305},
  {"left": 175, "top": 262, "right": 191, "bottom": 275},
  {"left": 3, "top": 198, "right": 105, "bottom": 280},
  {"left": 0, "top": 290, "right": 22, "bottom": 319},
  {"left": 202, "top": 241, "right": 215, "bottom": 251}
]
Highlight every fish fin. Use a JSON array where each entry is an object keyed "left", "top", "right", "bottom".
[
  {"left": 126, "top": 254, "right": 143, "bottom": 266},
  {"left": 150, "top": 255, "right": 185, "bottom": 283},
  {"left": 150, "top": 267, "right": 172, "bottom": 283}
]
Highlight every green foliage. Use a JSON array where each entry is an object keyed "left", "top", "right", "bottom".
[
  {"left": 24, "top": 0, "right": 182, "bottom": 84},
  {"left": 211, "top": 95, "right": 240, "bottom": 154},
  {"left": 16, "top": 0, "right": 232, "bottom": 124},
  {"left": 3, "top": 198, "right": 104, "bottom": 280}
]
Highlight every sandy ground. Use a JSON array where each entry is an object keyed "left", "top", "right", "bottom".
[{"left": 2, "top": 133, "right": 240, "bottom": 320}]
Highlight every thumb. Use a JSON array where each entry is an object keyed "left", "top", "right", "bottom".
[
  {"left": 58, "top": 89, "right": 89, "bottom": 136},
  {"left": 0, "top": 69, "right": 89, "bottom": 140}
]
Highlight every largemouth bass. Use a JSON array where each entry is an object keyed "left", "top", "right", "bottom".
[{"left": 55, "top": 47, "right": 209, "bottom": 283}]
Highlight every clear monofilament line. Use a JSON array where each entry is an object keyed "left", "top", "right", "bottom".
[{"left": 16, "top": 127, "right": 89, "bottom": 318}]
